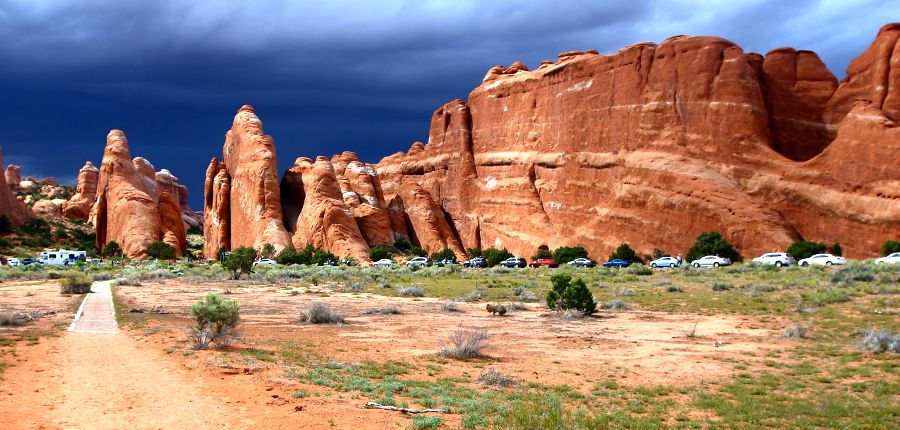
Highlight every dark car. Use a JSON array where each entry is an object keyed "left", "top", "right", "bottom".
[
  {"left": 602, "top": 259, "right": 631, "bottom": 268},
  {"left": 21, "top": 258, "right": 42, "bottom": 266},
  {"left": 435, "top": 258, "right": 457, "bottom": 267},
  {"left": 566, "top": 258, "right": 596, "bottom": 268},
  {"left": 463, "top": 257, "right": 487, "bottom": 268},
  {"left": 529, "top": 258, "right": 559, "bottom": 268},
  {"left": 499, "top": 257, "right": 527, "bottom": 268}
]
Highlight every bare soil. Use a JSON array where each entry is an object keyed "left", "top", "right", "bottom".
[{"left": 0, "top": 279, "right": 789, "bottom": 429}]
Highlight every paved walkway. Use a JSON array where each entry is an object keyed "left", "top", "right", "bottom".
[{"left": 68, "top": 280, "right": 118, "bottom": 333}]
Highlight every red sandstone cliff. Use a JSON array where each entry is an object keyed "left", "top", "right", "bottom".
[{"left": 0, "top": 147, "right": 34, "bottom": 225}]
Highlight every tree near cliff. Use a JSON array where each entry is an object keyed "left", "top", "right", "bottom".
[
  {"left": 147, "top": 241, "right": 176, "bottom": 260},
  {"left": 553, "top": 246, "right": 589, "bottom": 264},
  {"left": 259, "top": 243, "right": 276, "bottom": 260},
  {"left": 609, "top": 243, "right": 641, "bottom": 264},
  {"left": 831, "top": 243, "right": 843, "bottom": 257},
  {"left": 787, "top": 240, "right": 827, "bottom": 261},
  {"left": 882, "top": 240, "right": 900, "bottom": 256},
  {"left": 431, "top": 248, "right": 456, "bottom": 262},
  {"left": 686, "top": 232, "right": 742, "bottom": 263},
  {"left": 101, "top": 241, "right": 122, "bottom": 259},
  {"left": 223, "top": 247, "right": 255, "bottom": 280},
  {"left": 483, "top": 248, "right": 513, "bottom": 267}
]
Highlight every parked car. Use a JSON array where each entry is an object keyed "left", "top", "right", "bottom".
[
  {"left": 798, "top": 254, "right": 845, "bottom": 266},
  {"left": 567, "top": 258, "right": 596, "bottom": 268},
  {"left": 7, "top": 258, "right": 20, "bottom": 267},
  {"left": 499, "top": 257, "right": 527, "bottom": 268},
  {"left": 690, "top": 255, "right": 732, "bottom": 268},
  {"left": 253, "top": 259, "right": 277, "bottom": 266},
  {"left": 435, "top": 258, "right": 457, "bottom": 267},
  {"left": 463, "top": 257, "right": 487, "bottom": 268},
  {"left": 649, "top": 256, "right": 680, "bottom": 268},
  {"left": 341, "top": 258, "right": 357, "bottom": 266},
  {"left": 875, "top": 252, "right": 900, "bottom": 264},
  {"left": 372, "top": 259, "right": 397, "bottom": 267},
  {"left": 602, "top": 259, "right": 631, "bottom": 268},
  {"left": 406, "top": 256, "right": 433, "bottom": 267},
  {"left": 529, "top": 258, "right": 558, "bottom": 268},
  {"left": 319, "top": 259, "right": 338, "bottom": 266},
  {"left": 752, "top": 252, "right": 796, "bottom": 267},
  {"left": 21, "top": 258, "right": 42, "bottom": 266}
]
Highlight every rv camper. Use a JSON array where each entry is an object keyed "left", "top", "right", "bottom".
[{"left": 40, "top": 249, "right": 87, "bottom": 266}]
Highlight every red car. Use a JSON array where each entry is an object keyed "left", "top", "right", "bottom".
[{"left": 529, "top": 258, "right": 558, "bottom": 268}]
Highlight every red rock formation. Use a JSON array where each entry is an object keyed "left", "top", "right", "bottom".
[
  {"left": 331, "top": 151, "right": 394, "bottom": 246},
  {"left": 202, "top": 106, "right": 292, "bottom": 258},
  {"left": 4, "top": 165, "right": 21, "bottom": 192},
  {"left": 373, "top": 26, "right": 900, "bottom": 259},
  {"left": 203, "top": 158, "right": 230, "bottom": 258},
  {"left": 91, "top": 130, "right": 189, "bottom": 259},
  {"left": 281, "top": 156, "right": 371, "bottom": 262},
  {"left": 0, "top": 149, "right": 33, "bottom": 225},
  {"left": 62, "top": 161, "right": 100, "bottom": 221}
]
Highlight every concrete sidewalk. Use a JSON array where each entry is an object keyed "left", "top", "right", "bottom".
[{"left": 68, "top": 280, "right": 118, "bottom": 334}]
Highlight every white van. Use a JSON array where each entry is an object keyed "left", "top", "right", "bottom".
[{"left": 40, "top": 249, "right": 87, "bottom": 266}]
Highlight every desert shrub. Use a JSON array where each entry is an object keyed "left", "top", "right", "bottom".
[
  {"left": 19, "top": 218, "right": 51, "bottom": 238},
  {"left": 440, "top": 328, "right": 490, "bottom": 359},
  {"left": 686, "top": 231, "right": 742, "bottom": 262},
  {"left": 407, "top": 246, "right": 426, "bottom": 257},
  {"left": 881, "top": 240, "right": 900, "bottom": 256},
  {"left": 369, "top": 244, "right": 396, "bottom": 261},
  {"left": 397, "top": 286, "right": 424, "bottom": 297},
  {"left": 0, "top": 215, "right": 12, "bottom": 234},
  {"left": 787, "top": 240, "right": 827, "bottom": 261},
  {"left": 602, "top": 299, "right": 630, "bottom": 310},
  {"left": 112, "top": 277, "right": 142, "bottom": 287},
  {"left": 299, "top": 302, "right": 345, "bottom": 324},
  {"left": 0, "top": 238, "right": 12, "bottom": 248},
  {"left": 711, "top": 282, "right": 732, "bottom": 292},
  {"left": 101, "top": 241, "right": 122, "bottom": 258},
  {"left": 783, "top": 323, "right": 811, "bottom": 339},
  {"left": 188, "top": 293, "right": 240, "bottom": 349},
  {"left": 466, "top": 247, "right": 483, "bottom": 257},
  {"left": 92, "top": 272, "right": 113, "bottom": 281},
  {"left": 856, "top": 327, "right": 899, "bottom": 354},
  {"left": 363, "top": 306, "right": 401, "bottom": 315},
  {"left": 666, "top": 286, "right": 684, "bottom": 293},
  {"left": 59, "top": 272, "right": 93, "bottom": 294},
  {"left": 483, "top": 247, "right": 513, "bottom": 267},
  {"left": 830, "top": 242, "right": 843, "bottom": 257},
  {"left": 223, "top": 246, "right": 255, "bottom": 280},
  {"left": 547, "top": 274, "right": 597, "bottom": 314},
  {"left": 441, "top": 302, "right": 461, "bottom": 312},
  {"left": 560, "top": 309, "right": 585, "bottom": 320},
  {"left": 512, "top": 286, "right": 538, "bottom": 302},
  {"left": 393, "top": 237, "right": 412, "bottom": 252},
  {"left": 505, "top": 302, "right": 528, "bottom": 311},
  {"left": 831, "top": 265, "right": 875, "bottom": 284},
  {"left": 625, "top": 264, "right": 652, "bottom": 276},
  {"left": 0, "top": 311, "right": 37, "bottom": 326},
  {"left": 430, "top": 248, "right": 456, "bottom": 262},
  {"left": 801, "top": 287, "right": 853, "bottom": 306},
  {"left": 146, "top": 241, "right": 176, "bottom": 260},
  {"left": 276, "top": 247, "right": 303, "bottom": 265},
  {"left": 259, "top": 243, "right": 276, "bottom": 259},
  {"left": 609, "top": 243, "right": 641, "bottom": 264},
  {"left": 411, "top": 416, "right": 443, "bottom": 430},
  {"left": 477, "top": 368, "right": 516, "bottom": 387},
  {"left": 552, "top": 246, "right": 588, "bottom": 264},
  {"left": 455, "top": 288, "right": 485, "bottom": 302},
  {"left": 683, "top": 323, "right": 698, "bottom": 338},
  {"left": 531, "top": 247, "right": 552, "bottom": 260}
]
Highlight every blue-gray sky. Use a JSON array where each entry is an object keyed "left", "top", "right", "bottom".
[{"left": 0, "top": 0, "right": 895, "bottom": 209}]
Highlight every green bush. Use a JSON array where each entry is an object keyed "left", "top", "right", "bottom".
[
  {"left": 609, "top": 243, "right": 641, "bottom": 263},
  {"left": 431, "top": 248, "right": 456, "bottom": 262},
  {"left": 259, "top": 243, "right": 276, "bottom": 259},
  {"left": 408, "top": 246, "right": 426, "bottom": 257},
  {"left": 393, "top": 238, "right": 412, "bottom": 253},
  {"left": 686, "top": 231, "right": 741, "bottom": 262},
  {"left": 532, "top": 247, "right": 552, "bottom": 260},
  {"left": 146, "top": 241, "right": 177, "bottom": 260},
  {"left": 831, "top": 242, "right": 843, "bottom": 257},
  {"left": 311, "top": 248, "right": 337, "bottom": 265},
  {"left": 369, "top": 244, "right": 396, "bottom": 261},
  {"left": 59, "top": 272, "right": 93, "bottom": 294},
  {"left": 223, "top": 247, "right": 255, "bottom": 279},
  {"left": 483, "top": 247, "right": 513, "bottom": 267},
  {"left": 101, "top": 241, "right": 123, "bottom": 258},
  {"left": 19, "top": 218, "right": 51, "bottom": 238},
  {"left": 0, "top": 215, "right": 12, "bottom": 234},
  {"left": 546, "top": 274, "right": 596, "bottom": 314},
  {"left": 276, "top": 247, "right": 302, "bottom": 265},
  {"left": 787, "top": 240, "right": 827, "bottom": 261},
  {"left": 552, "top": 246, "right": 588, "bottom": 264},
  {"left": 189, "top": 293, "right": 240, "bottom": 349},
  {"left": 466, "top": 247, "right": 483, "bottom": 257},
  {"left": 881, "top": 240, "right": 900, "bottom": 256}
]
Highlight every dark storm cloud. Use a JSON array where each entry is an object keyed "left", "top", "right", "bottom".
[{"left": 0, "top": 0, "right": 895, "bottom": 208}]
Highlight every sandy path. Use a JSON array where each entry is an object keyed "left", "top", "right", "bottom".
[{"left": 1, "top": 284, "right": 252, "bottom": 430}]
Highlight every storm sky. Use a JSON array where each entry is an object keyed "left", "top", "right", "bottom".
[{"left": 0, "top": 0, "right": 895, "bottom": 208}]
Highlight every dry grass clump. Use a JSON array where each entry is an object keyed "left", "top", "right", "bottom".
[
  {"left": 454, "top": 288, "right": 485, "bottom": 302},
  {"left": 683, "top": 323, "right": 698, "bottom": 338},
  {"left": 363, "top": 306, "right": 401, "bottom": 315},
  {"left": 59, "top": 273, "right": 93, "bottom": 294},
  {"left": 441, "top": 302, "right": 462, "bottom": 313},
  {"left": 440, "top": 327, "right": 490, "bottom": 359},
  {"left": 299, "top": 302, "right": 346, "bottom": 324},
  {"left": 477, "top": 368, "right": 516, "bottom": 387},
  {"left": 397, "top": 286, "right": 424, "bottom": 297},
  {"left": 857, "top": 327, "right": 899, "bottom": 354},
  {"left": 783, "top": 323, "right": 811, "bottom": 340}
]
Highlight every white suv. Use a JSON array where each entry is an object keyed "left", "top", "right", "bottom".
[
  {"left": 752, "top": 252, "right": 795, "bottom": 267},
  {"left": 406, "top": 257, "right": 432, "bottom": 267}
]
